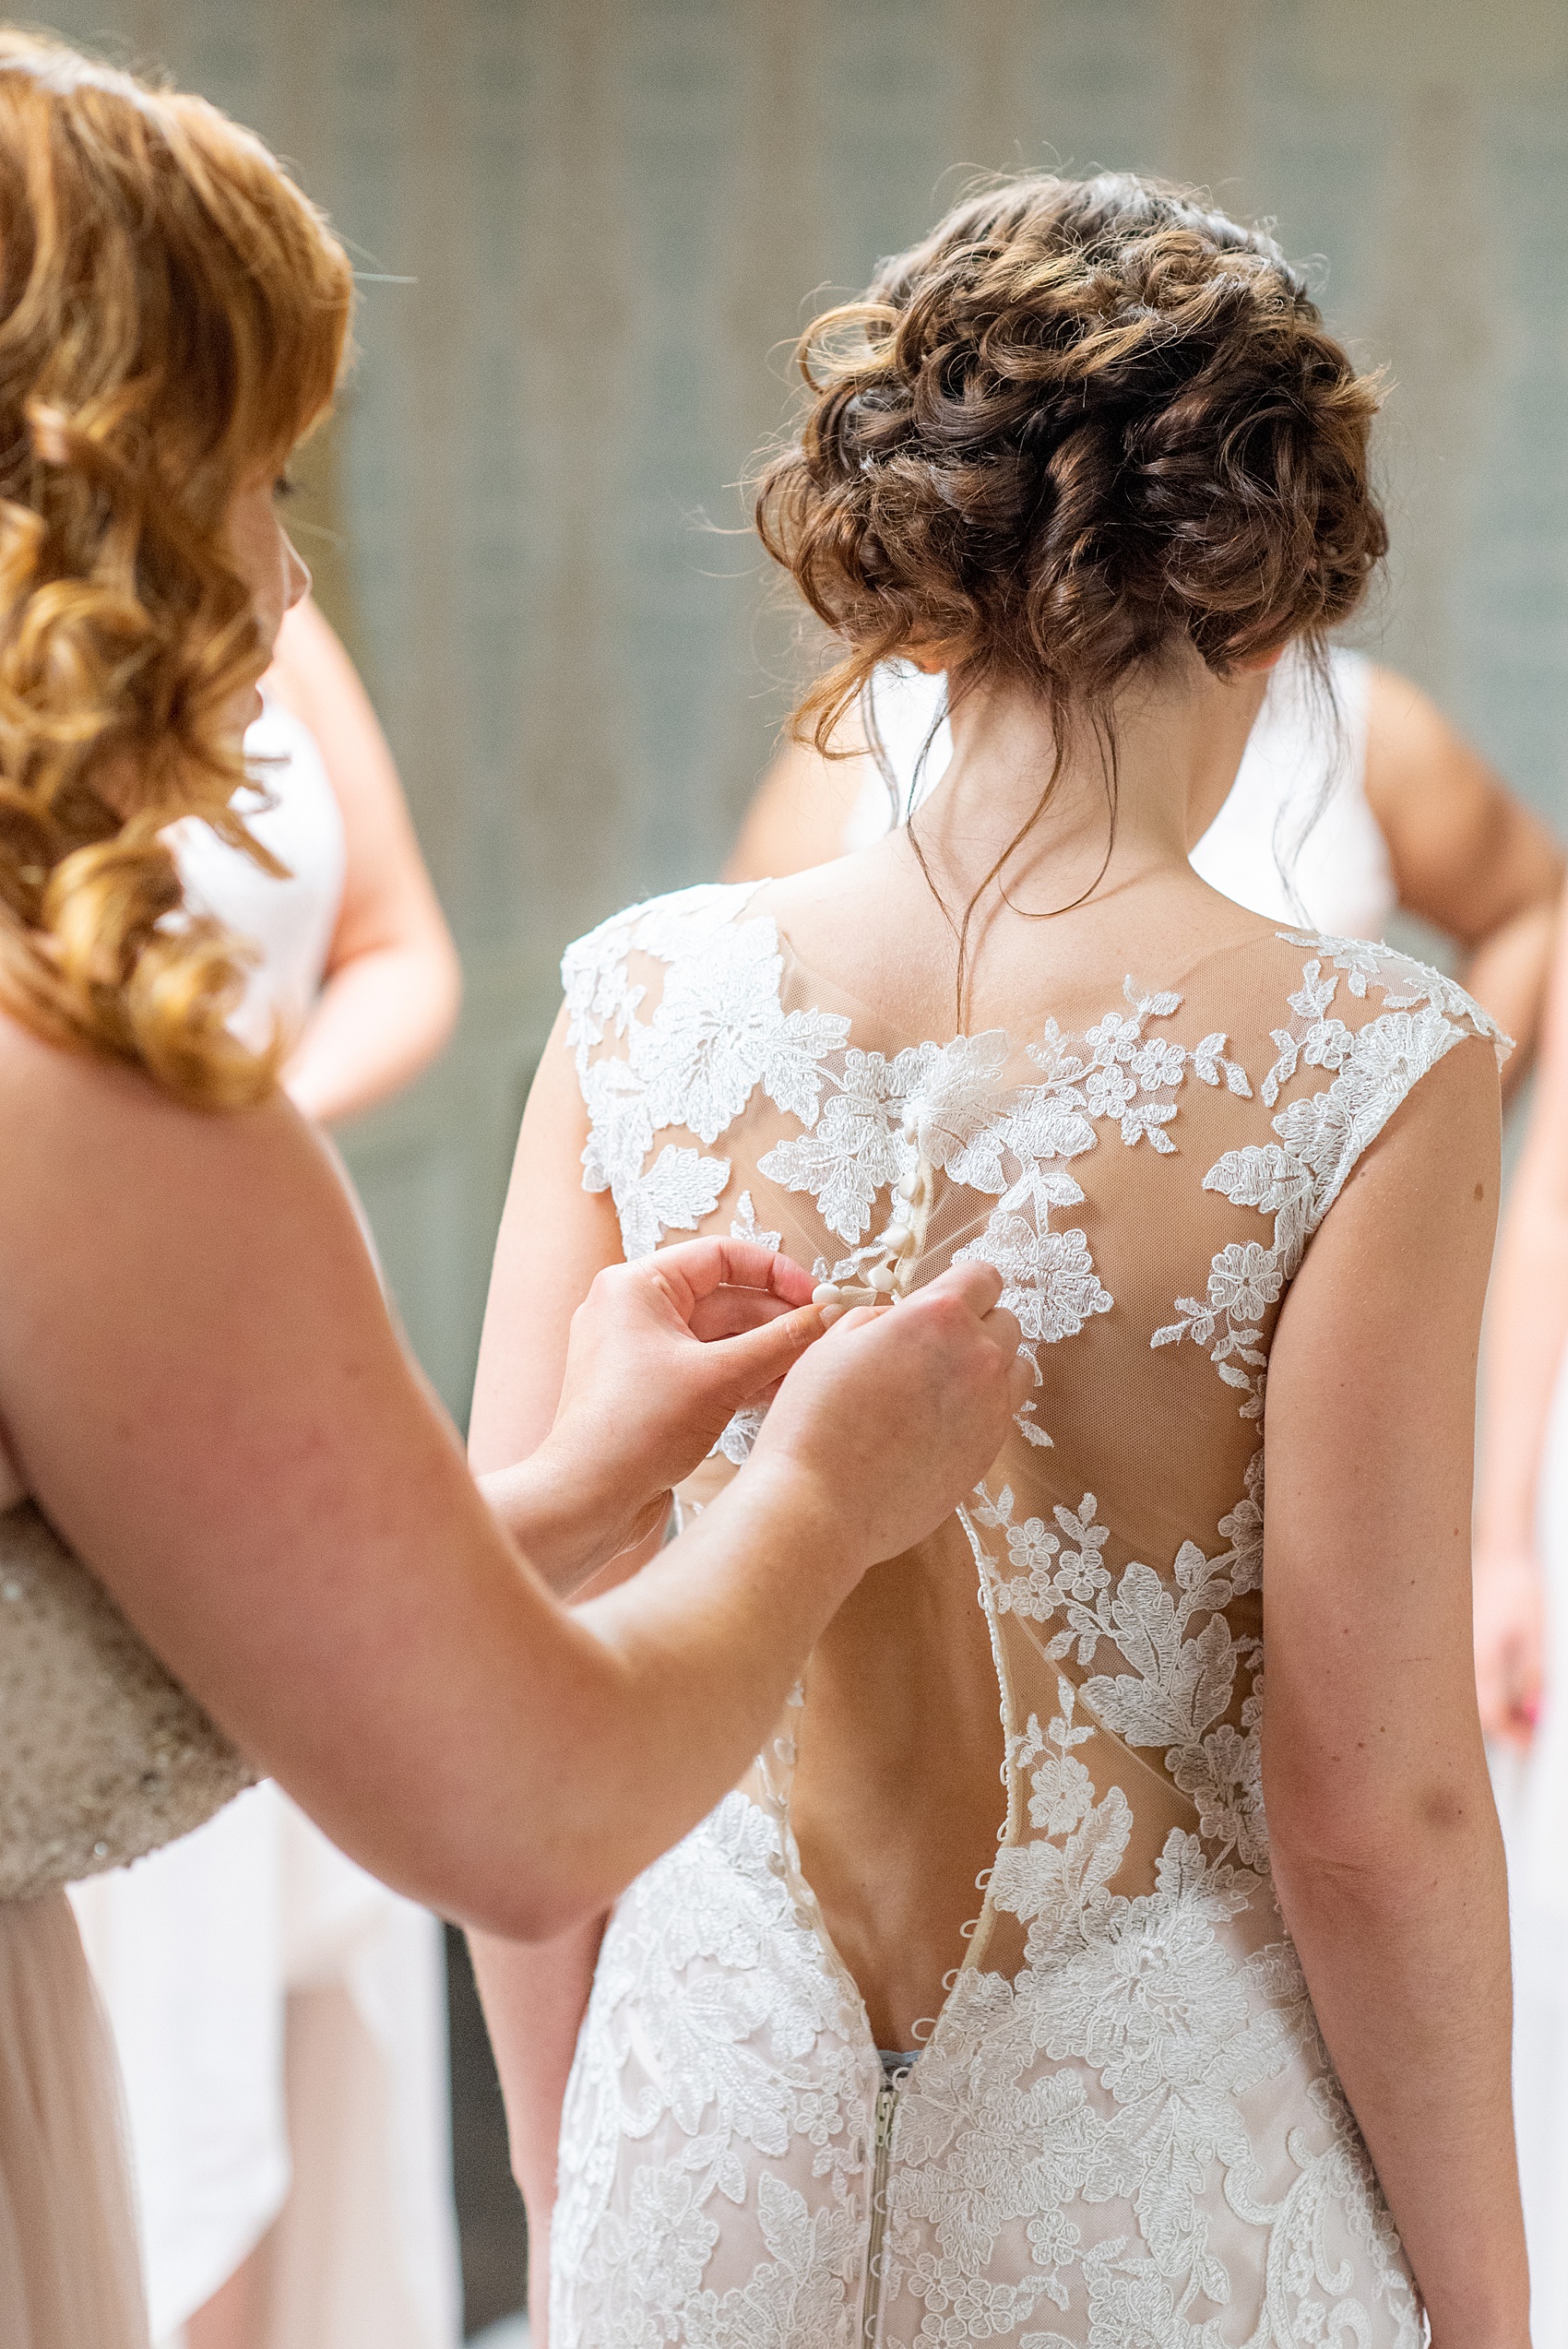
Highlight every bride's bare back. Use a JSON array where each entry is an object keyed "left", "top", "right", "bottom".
[
  {"left": 739, "top": 803, "right": 1317, "bottom": 2043},
  {"left": 727, "top": 863, "right": 1324, "bottom": 2044}
]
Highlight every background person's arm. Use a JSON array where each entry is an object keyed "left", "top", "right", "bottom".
[
  {"left": 1262, "top": 1034, "right": 1526, "bottom": 2348},
  {"left": 724, "top": 724, "right": 873, "bottom": 884},
  {"left": 1473, "top": 877, "right": 1568, "bottom": 1745},
  {"left": 266, "top": 598, "right": 463, "bottom": 1122},
  {"left": 1363, "top": 665, "right": 1562, "bottom": 1093}
]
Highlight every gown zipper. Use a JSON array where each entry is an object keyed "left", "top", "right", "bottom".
[{"left": 860, "top": 2075, "right": 899, "bottom": 2345}]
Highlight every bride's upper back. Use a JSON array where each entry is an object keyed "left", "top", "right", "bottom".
[{"left": 566, "top": 862, "right": 1496, "bottom": 1555}]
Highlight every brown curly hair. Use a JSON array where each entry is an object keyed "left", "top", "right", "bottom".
[
  {"left": 0, "top": 31, "right": 353, "bottom": 1109},
  {"left": 756, "top": 172, "right": 1387, "bottom": 765}
]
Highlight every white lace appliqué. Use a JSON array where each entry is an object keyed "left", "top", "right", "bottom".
[
  {"left": 1155, "top": 939, "right": 1506, "bottom": 1417},
  {"left": 971, "top": 1463, "right": 1266, "bottom": 1870},
  {"left": 773, "top": 978, "right": 1247, "bottom": 1449},
  {"left": 944, "top": 982, "right": 1249, "bottom": 1443},
  {"left": 565, "top": 886, "right": 848, "bottom": 1258}
]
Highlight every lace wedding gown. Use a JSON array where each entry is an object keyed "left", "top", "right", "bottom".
[{"left": 551, "top": 880, "right": 1502, "bottom": 2349}]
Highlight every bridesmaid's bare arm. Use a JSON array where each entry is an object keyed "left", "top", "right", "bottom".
[
  {"left": 0, "top": 1008, "right": 1019, "bottom": 1943},
  {"left": 1263, "top": 1034, "right": 1526, "bottom": 2349}
]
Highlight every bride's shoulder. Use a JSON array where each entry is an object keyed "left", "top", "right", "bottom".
[
  {"left": 559, "top": 880, "right": 781, "bottom": 1057},
  {"left": 563, "top": 880, "right": 768, "bottom": 986},
  {"left": 1190, "top": 927, "right": 1508, "bottom": 1190},
  {"left": 1233, "top": 926, "right": 1508, "bottom": 1067}
]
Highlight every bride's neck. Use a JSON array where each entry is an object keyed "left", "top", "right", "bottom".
[{"left": 913, "top": 653, "right": 1271, "bottom": 908}]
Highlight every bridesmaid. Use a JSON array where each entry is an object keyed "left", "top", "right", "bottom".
[{"left": 0, "top": 32, "right": 1025, "bottom": 2347}]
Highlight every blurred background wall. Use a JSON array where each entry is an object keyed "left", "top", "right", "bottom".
[
  {"left": 31, "top": 3, "right": 1568, "bottom": 2331},
  {"left": 38, "top": 0, "right": 1568, "bottom": 1428}
]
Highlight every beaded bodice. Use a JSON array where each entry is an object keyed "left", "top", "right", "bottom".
[
  {"left": 0, "top": 1501, "right": 253, "bottom": 1903},
  {"left": 551, "top": 879, "right": 1502, "bottom": 2349}
]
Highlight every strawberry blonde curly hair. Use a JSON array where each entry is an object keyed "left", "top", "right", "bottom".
[
  {"left": 756, "top": 172, "right": 1387, "bottom": 943},
  {"left": 0, "top": 30, "right": 352, "bottom": 1109}
]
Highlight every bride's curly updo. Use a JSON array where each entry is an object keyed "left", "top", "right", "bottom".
[{"left": 756, "top": 172, "right": 1387, "bottom": 749}]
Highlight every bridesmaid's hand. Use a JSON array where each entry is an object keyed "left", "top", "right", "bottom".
[
  {"left": 481, "top": 1238, "right": 825, "bottom": 1592},
  {"left": 747, "top": 1260, "right": 1028, "bottom": 1566},
  {"left": 1473, "top": 1540, "right": 1546, "bottom": 1750}
]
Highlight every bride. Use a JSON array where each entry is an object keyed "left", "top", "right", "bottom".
[{"left": 472, "top": 176, "right": 1528, "bottom": 2344}]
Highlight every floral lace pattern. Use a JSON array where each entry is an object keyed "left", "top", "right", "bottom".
[
  {"left": 554, "top": 888, "right": 1503, "bottom": 2347},
  {"left": 568, "top": 897, "right": 1266, "bottom": 1450},
  {"left": 1155, "top": 942, "right": 1507, "bottom": 1418}
]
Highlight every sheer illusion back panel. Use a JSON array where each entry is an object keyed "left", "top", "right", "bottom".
[
  {"left": 590, "top": 905, "right": 1284, "bottom": 2035},
  {"left": 553, "top": 879, "right": 1503, "bottom": 2349}
]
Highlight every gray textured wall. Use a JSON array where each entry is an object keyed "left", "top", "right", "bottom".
[{"left": 37, "top": 0, "right": 1568, "bottom": 1413}]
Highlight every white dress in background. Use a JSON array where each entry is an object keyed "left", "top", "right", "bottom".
[
  {"left": 174, "top": 690, "right": 350, "bottom": 1048},
  {"left": 1496, "top": 1360, "right": 1568, "bottom": 2346},
  {"left": 549, "top": 880, "right": 1502, "bottom": 2345},
  {"left": 68, "top": 694, "right": 462, "bottom": 2349},
  {"left": 849, "top": 645, "right": 1394, "bottom": 939}
]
